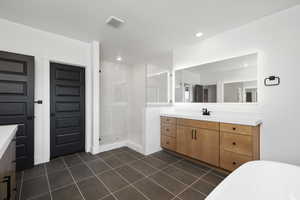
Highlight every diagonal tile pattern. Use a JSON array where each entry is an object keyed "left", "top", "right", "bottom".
[{"left": 17, "top": 147, "right": 228, "bottom": 200}]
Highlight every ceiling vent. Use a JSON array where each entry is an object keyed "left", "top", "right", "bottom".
[{"left": 106, "top": 16, "right": 125, "bottom": 28}]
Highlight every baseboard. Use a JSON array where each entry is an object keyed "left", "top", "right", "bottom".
[
  {"left": 91, "top": 140, "right": 145, "bottom": 155},
  {"left": 35, "top": 140, "right": 142, "bottom": 165},
  {"left": 126, "top": 140, "right": 144, "bottom": 154},
  {"left": 34, "top": 156, "right": 49, "bottom": 165},
  {"left": 144, "top": 146, "right": 162, "bottom": 156},
  {"left": 91, "top": 140, "right": 128, "bottom": 154}
]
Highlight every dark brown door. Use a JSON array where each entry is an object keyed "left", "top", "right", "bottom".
[
  {"left": 246, "top": 92, "right": 252, "bottom": 102},
  {"left": 0, "top": 51, "right": 34, "bottom": 171},
  {"left": 50, "top": 63, "right": 85, "bottom": 158},
  {"left": 193, "top": 85, "right": 203, "bottom": 102}
]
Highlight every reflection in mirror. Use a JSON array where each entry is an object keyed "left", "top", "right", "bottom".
[
  {"left": 147, "top": 72, "right": 168, "bottom": 103},
  {"left": 224, "top": 80, "right": 257, "bottom": 103},
  {"left": 146, "top": 52, "right": 173, "bottom": 104},
  {"left": 175, "top": 53, "right": 258, "bottom": 103}
]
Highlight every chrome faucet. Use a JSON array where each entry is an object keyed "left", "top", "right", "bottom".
[{"left": 202, "top": 108, "right": 211, "bottom": 116}]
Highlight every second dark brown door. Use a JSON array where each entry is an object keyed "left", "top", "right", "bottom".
[{"left": 50, "top": 63, "right": 85, "bottom": 158}]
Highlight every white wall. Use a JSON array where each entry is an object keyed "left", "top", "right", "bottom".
[
  {"left": 145, "top": 106, "right": 173, "bottom": 155},
  {"left": 128, "top": 64, "right": 146, "bottom": 153},
  {"left": 172, "top": 5, "right": 300, "bottom": 165},
  {"left": 0, "top": 18, "right": 97, "bottom": 164}
]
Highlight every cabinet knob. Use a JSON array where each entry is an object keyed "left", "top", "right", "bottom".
[
  {"left": 232, "top": 161, "right": 237, "bottom": 165},
  {"left": 166, "top": 141, "right": 170, "bottom": 145},
  {"left": 166, "top": 129, "right": 169, "bottom": 131},
  {"left": 232, "top": 127, "right": 236, "bottom": 130},
  {"left": 232, "top": 142, "right": 236, "bottom": 146}
]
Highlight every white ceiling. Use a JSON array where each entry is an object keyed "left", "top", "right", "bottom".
[{"left": 0, "top": 0, "right": 299, "bottom": 65}]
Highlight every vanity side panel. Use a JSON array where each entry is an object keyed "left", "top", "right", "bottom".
[
  {"left": 10, "top": 140, "right": 16, "bottom": 200},
  {"left": 252, "top": 125, "right": 260, "bottom": 160}
]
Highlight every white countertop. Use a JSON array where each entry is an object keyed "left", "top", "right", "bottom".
[
  {"left": 161, "top": 111, "right": 262, "bottom": 126},
  {"left": 0, "top": 125, "right": 18, "bottom": 159}
]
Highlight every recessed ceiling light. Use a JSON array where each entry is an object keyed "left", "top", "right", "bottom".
[
  {"left": 195, "top": 32, "right": 203, "bottom": 37},
  {"left": 116, "top": 56, "right": 122, "bottom": 61}
]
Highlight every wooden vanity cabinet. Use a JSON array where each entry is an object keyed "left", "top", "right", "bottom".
[
  {"left": 0, "top": 139, "right": 16, "bottom": 200},
  {"left": 161, "top": 117, "right": 220, "bottom": 166},
  {"left": 161, "top": 116, "right": 260, "bottom": 172}
]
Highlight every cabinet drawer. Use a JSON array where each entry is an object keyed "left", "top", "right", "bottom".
[
  {"left": 177, "top": 118, "right": 219, "bottom": 131},
  {"left": 161, "top": 116, "right": 177, "bottom": 125},
  {"left": 161, "top": 135, "right": 176, "bottom": 151},
  {"left": 221, "top": 132, "right": 252, "bottom": 156},
  {"left": 161, "top": 124, "right": 176, "bottom": 138},
  {"left": 220, "top": 123, "right": 252, "bottom": 135},
  {"left": 220, "top": 150, "right": 252, "bottom": 171}
]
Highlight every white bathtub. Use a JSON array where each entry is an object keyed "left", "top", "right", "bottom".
[{"left": 206, "top": 161, "right": 300, "bottom": 200}]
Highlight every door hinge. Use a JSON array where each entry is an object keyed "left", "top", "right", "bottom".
[{"left": 27, "top": 116, "right": 35, "bottom": 120}]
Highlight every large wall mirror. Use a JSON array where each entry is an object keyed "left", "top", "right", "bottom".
[
  {"left": 175, "top": 53, "right": 258, "bottom": 103},
  {"left": 147, "top": 72, "right": 169, "bottom": 103}
]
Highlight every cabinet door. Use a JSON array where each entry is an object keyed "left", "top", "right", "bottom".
[
  {"left": 176, "top": 126, "right": 193, "bottom": 156},
  {"left": 192, "top": 128, "right": 220, "bottom": 166}
]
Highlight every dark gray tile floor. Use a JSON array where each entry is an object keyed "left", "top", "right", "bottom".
[{"left": 17, "top": 147, "right": 228, "bottom": 200}]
